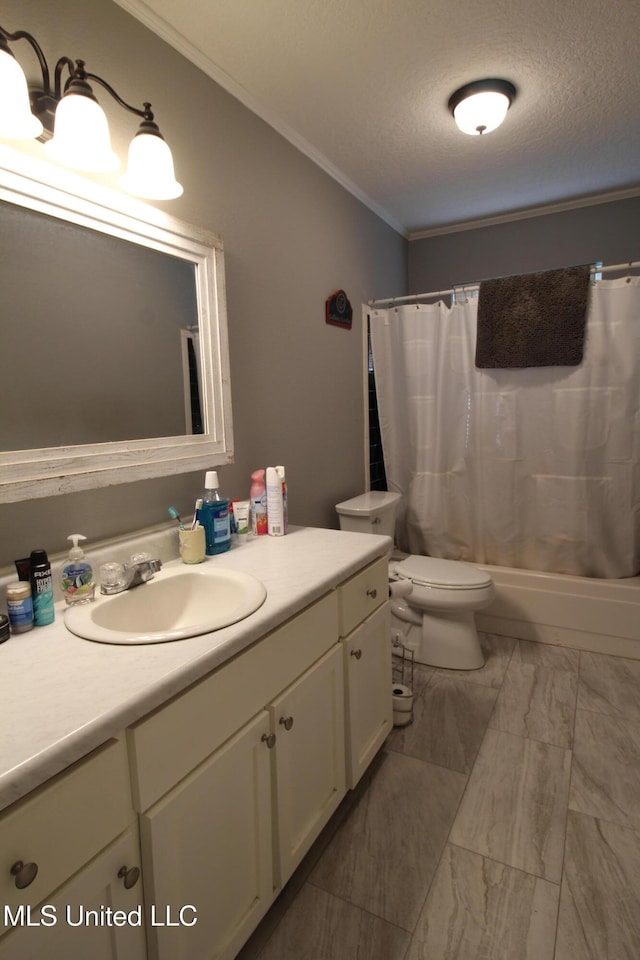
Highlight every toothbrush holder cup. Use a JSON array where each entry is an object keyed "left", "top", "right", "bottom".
[{"left": 179, "top": 526, "right": 206, "bottom": 564}]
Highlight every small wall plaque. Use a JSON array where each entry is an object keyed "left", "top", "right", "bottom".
[{"left": 325, "top": 289, "right": 353, "bottom": 329}]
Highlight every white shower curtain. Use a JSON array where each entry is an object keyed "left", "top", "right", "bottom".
[{"left": 370, "top": 277, "right": 640, "bottom": 578}]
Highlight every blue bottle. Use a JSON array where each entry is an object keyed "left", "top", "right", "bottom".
[
  {"left": 199, "top": 471, "right": 231, "bottom": 556},
  {"left": 30, "top": 548, "right": 55, "bottom": 626}
]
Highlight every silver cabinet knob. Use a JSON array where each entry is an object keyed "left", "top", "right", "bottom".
[
  {"left": 366, "top": 588, "right": 377, "bottom": 599},
  {"left": 350, "top": 648, "right": 363, "bottom": 660},
  {"left": 117, "top": 865, "right": 140, "bottom": 890},
  {"left": 10, "top": 860, "right": 38, "bottom": 889},
  {"left": 261, "top": 732, "right": 276, "bottom": 749},
  {"left": 279, "top": 715, "right": 294, "bottom": 731}
]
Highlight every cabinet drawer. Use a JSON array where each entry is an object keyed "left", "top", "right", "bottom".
[
  {"left": 338, "top": 557, "right": 388, "bottom": 637},
  {"left": 0, "top": 738, "right": 132, "bottom": 912},
  {"left": 129, "top": 591, "right": 339, "bottom": 812}
]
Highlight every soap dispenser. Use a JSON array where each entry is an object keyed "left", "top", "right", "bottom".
[{"left": 61, "top": 534, "right": 95, "bottom": 605}]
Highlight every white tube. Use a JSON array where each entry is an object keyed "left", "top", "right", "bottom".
[{"left": 234, "top": 500, "right": 250, "bottom": 537}]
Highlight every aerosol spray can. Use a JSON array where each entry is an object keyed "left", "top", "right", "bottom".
[{"left": 30, "top": 549, "right": 55, "bottom": 626}]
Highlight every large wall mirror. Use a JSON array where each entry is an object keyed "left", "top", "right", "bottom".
[{"left": 0, "top": 146, "right": 233, "bottom": 503}]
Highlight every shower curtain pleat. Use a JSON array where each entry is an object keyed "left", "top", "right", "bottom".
[{"left": 370, "top": 278, "right": 640, "bottom": 578}]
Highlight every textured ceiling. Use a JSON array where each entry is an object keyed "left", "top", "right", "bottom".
[{"left": 117, "top": 0, "right": 640, "bottom": 237}]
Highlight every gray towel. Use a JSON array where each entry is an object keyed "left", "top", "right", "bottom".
[{"left": 475, "top": 265, "right": 591, "bottom": 368}]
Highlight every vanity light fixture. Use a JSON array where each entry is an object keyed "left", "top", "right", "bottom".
[
  {"left": 448, "top": 78, "right": 516, "bottom": 136},
  {"left": 0, "top": 24, "right": 183, "bottom": 199}
]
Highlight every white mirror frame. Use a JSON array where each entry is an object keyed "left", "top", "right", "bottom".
[{"left": 0, "top": 146, "right": 234, "bottom": 503}]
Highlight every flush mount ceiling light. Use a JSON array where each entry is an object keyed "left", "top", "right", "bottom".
[
  {"left": 448, "top": 78, "right": 516, "bottom": 136},
  {"left": 0, "top": 24, "right": 182, "bottom": 199}
]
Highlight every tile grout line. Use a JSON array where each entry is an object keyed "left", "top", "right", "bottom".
[
  {"left": 547, "top": 648, "right": 582, "bottom": 957},
  {"left": 304, "top": 878, "right": 416, "bottom": 936},
  {"left": 445, "top": 838, "right": 563, "bottom": 886}
]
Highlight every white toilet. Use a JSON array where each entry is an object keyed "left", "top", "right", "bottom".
[
  {"left": 389, "top": 555, "right": 494, "bottom": 670},
  {"left": 335, "top": 491, "right": 495, "bottom": 670}
]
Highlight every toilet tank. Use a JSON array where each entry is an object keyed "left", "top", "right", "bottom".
[{"left": 335, "top": 491, "right": 401, "bottom": 538}]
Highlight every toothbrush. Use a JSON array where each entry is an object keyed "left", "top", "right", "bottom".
[
  {"left": 191, "top": 498, "right": 203, "bottom": 530},
  {"left": 168, "top": 506, "right": 185, "bottom": 529}
]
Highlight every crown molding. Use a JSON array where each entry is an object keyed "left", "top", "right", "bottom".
[{"left": 408, "top": 186, "right": 640, "bottom": 240}]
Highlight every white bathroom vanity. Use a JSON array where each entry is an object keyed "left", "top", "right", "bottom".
[{"left": 0, "top": 527, "right": 392, "bottom": 960}]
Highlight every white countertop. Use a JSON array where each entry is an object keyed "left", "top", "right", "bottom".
[{"left": 0, "top": 527, "right": 390, "bottom": 813}]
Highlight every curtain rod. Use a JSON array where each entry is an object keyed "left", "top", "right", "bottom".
[{"left": 368, "top": 260, "right": 640, "bottom": 307}]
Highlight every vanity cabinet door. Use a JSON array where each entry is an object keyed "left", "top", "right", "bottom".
[
  {"left": 342, "top": 602, "right": 392, "bottom": 788},
  {"left": 0, "top": 829, "right": 146, "bottom": 960},
  {"left": 270, "top": 644, "right": 345, "bottom": 887},
  {"left": 140, "top": 709, "right": 273, "bottom": 960}
]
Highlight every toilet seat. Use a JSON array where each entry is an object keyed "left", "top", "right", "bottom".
[{"left": 392, "top": 556, "right": 493, "bottom": 591}]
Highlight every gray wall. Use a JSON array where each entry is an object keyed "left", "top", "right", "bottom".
[
  {"left": 0, "top": 0, "right": 406, "bottom": 568},
  {"left": 408, "top": 197, "right": 640, "bottom": 294}
]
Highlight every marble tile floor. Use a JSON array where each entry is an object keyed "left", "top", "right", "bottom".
[{"left": 237, "top": 634, "right": 640, "bottom": 960}]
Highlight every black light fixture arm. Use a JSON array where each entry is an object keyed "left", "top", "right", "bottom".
[
  {"left": 82, "top": 69, "right": 162, "bottom": 138},
  {"left": 83, "top": 69, "right": 155, "bottom": 124},
  {"left": 0, "top": 24, "right": 158, "bottom": 136},
  {"left": 0, "top": 24, "right": 52, "bottom": 93}
]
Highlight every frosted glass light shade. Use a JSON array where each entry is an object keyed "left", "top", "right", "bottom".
[
  {"left": 0, "top": 47, "right": 43, "bottom": 139},
  {"left": 453, "top": 90, "right": 511, "bottom": 135},
  {"left": 121, "top": 132, "right": 183, "bottom": 200},
  {"left": 44, "top": 93, "right": 120, "bottom": 172}
]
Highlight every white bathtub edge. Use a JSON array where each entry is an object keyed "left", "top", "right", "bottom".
[
  {"left": 476, "top": 612, "right": 639, "bottom": 660},
  {"left": 473, "top": 563, "right": 640, "bottom": 661}
]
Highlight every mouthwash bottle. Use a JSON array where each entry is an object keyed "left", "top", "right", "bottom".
[{"left": 199, "top": 471, "right": 231, "bottom": 555}]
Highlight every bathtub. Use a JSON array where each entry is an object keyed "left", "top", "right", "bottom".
[{"left": 472, "top": 563, "right": 640, "bottom": 660}]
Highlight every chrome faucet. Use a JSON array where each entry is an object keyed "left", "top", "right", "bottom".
[{"left": 99, "top": 554, "right": 163, "bottom": 595}]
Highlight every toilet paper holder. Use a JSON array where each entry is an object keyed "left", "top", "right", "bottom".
[
  {"left": 392, "top": 635, "right": 414, "bottom": 691},
  {"left": 391, "top": 631, "right": 415, "bottom": 727}
]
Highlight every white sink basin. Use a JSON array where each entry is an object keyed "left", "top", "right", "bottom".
[{"left": 64, "top": 565, "right": 267, "bottom": 645}]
